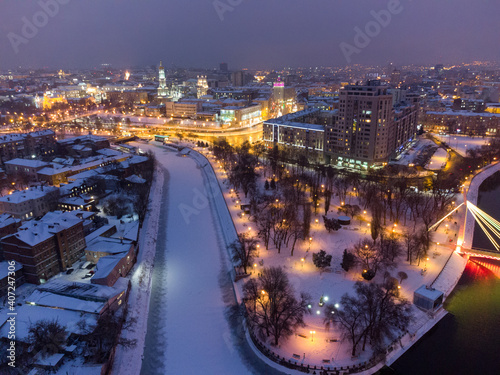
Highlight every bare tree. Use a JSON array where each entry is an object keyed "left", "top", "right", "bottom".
[
  {"left": 244, "top": 267, "right": 311, "bottom": 346},
  {"left": 28, "top": 319, "right": 67, "bottom": 356},
  {"left": 324, "top": 282, "right": 412, "bottom": 357},
  {"left": 351, "top": 239, "right": 385, "bottom": 278},
  {"left": 229, "top": 233, "right": 259, "bottom": 274}
]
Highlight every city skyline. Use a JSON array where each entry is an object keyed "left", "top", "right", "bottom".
[{"left": 1, "top": 0, "right": 499, "bottom": 70}]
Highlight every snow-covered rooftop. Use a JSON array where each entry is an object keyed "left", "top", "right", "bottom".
[
  {"left": 85, "top": 224, "right": 116, "bottom": 243},
  {"left": 93, "top": 253, "right": 128, "bottom": 280},
  {"left": 125, "top": 174, "right": 146, "bottom": 184},
  {"left": 5, "top": 158, "right": 49, "bottom": 168},
  {"left": 26, "top": 289, "right": 106, "bottom": 314},
  {"left": 414, "top": 285, "right": 444, "bottom": 300},
  {"left": 0, "top": 304, "right": 97, "bottom": 342},
  {"left": 0, "top": 186, "right": 58, "bottom": 204},
  {"left": 86, "top": 237, "right": 133, "bottom": 255},
  {"left": 0, "top": 213, "right": 20, "bottom": 228},
  {"left": 37, "top": 277, "right": 129, "bottom": 301}
]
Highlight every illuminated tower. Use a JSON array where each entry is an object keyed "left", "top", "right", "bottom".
[
  {"left": 158, "top": 61, "right": 168, "bottom": 97},
  {"left": 197, "top": 75, "right": 208, "bottom": 98},
  {"left": 273, "top": 77, "right": 285, "bottom": 117}
]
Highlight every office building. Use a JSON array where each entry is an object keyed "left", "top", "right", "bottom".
[
  {"left": 263, "top": 109, "right": 327, "bottom": 163},
  {"left": 325, "top": 81, "right": 417, "bottom": 169}
]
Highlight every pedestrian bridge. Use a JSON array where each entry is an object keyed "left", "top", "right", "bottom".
[{"left": 430, "top": 201, "right": 500, "bottom": 260}]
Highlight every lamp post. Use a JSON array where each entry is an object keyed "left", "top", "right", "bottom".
[
  {"left": 310, "top": 330, "right": 316, "bottom": 342},
  {"left": 308, "top": 237, "right": 312, "bottom": 252}
]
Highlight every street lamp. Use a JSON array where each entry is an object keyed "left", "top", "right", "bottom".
[
  {"left": 308, "top": 237, "right": 312, "bottom": 252},
  {"left": 310, "top": 330, "right": 316, "bottom": 342}
]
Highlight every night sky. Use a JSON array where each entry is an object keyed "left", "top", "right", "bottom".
[{"left": 0, "top": 0, "right": 499, "bottom": 70}]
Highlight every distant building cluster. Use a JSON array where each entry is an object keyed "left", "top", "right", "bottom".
[{"left": 264, "top": 81, "right": 419, "bottom": 169}]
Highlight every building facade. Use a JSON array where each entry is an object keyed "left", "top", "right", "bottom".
[
  {"left": 263, "top": 109, "right": 327, "bottom": 162},
  {"left": 424, "top": 110, "right": 500, "bottom": 136},
  {"left": 325, "top": 82, "right": 418, "bottom": 169},
  {"left": 0, "top": 130, "right": 56, "bottom": 164},
  {"left": 0, "top": 212, "right": 86, "bottom": 284},
  {"left": 0, "top": 186, "right": 59, "bottom": 220}
]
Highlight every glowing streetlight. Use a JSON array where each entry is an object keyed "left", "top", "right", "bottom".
[{"left": 310, "top": 330, "right": 316, "bottom": 342}]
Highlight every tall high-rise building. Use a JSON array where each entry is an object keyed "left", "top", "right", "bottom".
[
  {"left": 157, "top": 61, "right": 168, "bottom": 97},
  {"left": 220, "top": 62, "right": 228, "bottom": 72},
  {"left": 231, "top": 71, "right": 244, "bottom": 87},
  {"left": 325, "top": 81, "right": 397, "bottom": 169},
  {"left": 391, "top": 69, "right": 402, "bottom": 87},
  {"left": 197, "top": 75, "right": 208, "bottom": 98}
]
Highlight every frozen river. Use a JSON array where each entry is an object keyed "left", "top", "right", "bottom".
[{"left": 139, "top": 144, "right": 282, "bottom": 375}]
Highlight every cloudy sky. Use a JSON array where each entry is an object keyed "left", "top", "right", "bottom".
[{"left": 0, "top": 0, "right": 499, "bottom": 70}]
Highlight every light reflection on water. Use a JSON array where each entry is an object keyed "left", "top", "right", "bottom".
[{"left": 392, "top": 171, "right": 500, "bottom": 375}]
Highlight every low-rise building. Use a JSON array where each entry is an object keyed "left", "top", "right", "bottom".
[
  {"left": 0, "top": 210, "right": 87, "bottom": 284},
  {"left": 25, "top": 277, "right": 130, "bottom": 316},
  {"left": 424, "top": 110, "right": 500, "bottom": 136},
  {"left": 0, "top": 186, "right": 59, "bottom": 220},
  {"left": 219, "top": 104, "right": 262, "bottom": 128},
  {"left": 263, "top": 108, "right": 327, "bottom": 163},
  {"left": 165, "top": 100, "right": 203, "bottom": 118},
  {"left": 0, "top": 213, "right": 21, "bottom": 238},
  {"left": 0, "top": 130, "right": 56, "bottom": 164},
  {"left": 4, "top": 158, "right": 50, "bottom": 180}
]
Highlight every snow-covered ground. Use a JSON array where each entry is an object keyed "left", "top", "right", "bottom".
[
  {"left": 392, "top": 137, "right": 434, "bottom": 166},
  {"left": 110, "top": 138, "right": 498, "bottom": 374},
  {"left": 433, "top": 134, "right": 492, "bottom": 157},
  {"left": 111, "top": 162, "right": 166, "bottom": 375},
  {"left": 125, "top": 143, "right": 268, "bottom": 375},
  {"left": 197, "top": 146, "right": 468, "bottom": 372},
  {"left": 426, "top": 147, "right": 449, "bottom": 170}
]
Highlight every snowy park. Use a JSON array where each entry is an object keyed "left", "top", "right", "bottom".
[
  {"left": 194, "top": 141, "right": 471, "bottom": 373},
  {"left": 113, "top": 138, "right": 481, "bottom": 375},
  {"left": 433, "top": 134, "right": 492, "bottom": 157}
]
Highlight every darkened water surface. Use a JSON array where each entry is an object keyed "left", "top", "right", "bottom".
[{"left": 392, "top": 172, "right": 500, "bottom": 375}]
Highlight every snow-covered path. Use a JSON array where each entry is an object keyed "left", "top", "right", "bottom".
[{"left": 139, "top": 144, "right": 280, "bottom": 375}]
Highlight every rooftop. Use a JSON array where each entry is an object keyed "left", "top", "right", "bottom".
[
  {"left": 93, "top": 253, "right": 128, "bottom": 280},
  {"left": 415, "top": 285, "right": 444, "bottom": 300},
  {"left": 5, "top": 158, "right": 50, "bottom": 168},
  {"left": 0, "top": 186, "right": 58, "bottom": 204},
  {"left": 86, "top": 237, "right": 133, "bottom": 255},
  {"left": 0, "top": 304, "right": 98, "bottom": 342}
]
